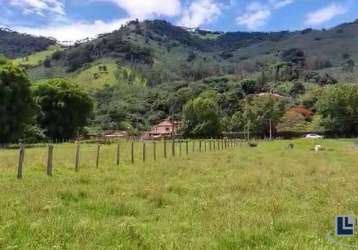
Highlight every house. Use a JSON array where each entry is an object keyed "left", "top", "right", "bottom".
[
  {"left": 142, "top": 119, "right": 181, "bottom": 140},
  {"left": 256, "top": 92, "right": 284, "bottom": 98},
  {"left": 103, "top": 130, "right": 128, "bottom": 139},
  {"left": 85, "top": 130, "right": 129, "bottom": 141}
]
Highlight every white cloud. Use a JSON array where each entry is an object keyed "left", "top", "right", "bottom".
[
  {"left": 97, "top": 0, "right": 181, "bottom": 20},
  {"left": 269, "top": 0, "right": 294, "bottom": 9},
  {"left": 5, "top": 0, "right": 222, "bottom": 42},
  {"left": 178, "top": 0, "right": 221, "bottom": 28},
  {"left": 14, "top": 18, "right": 130, "bottom": 42},
  {"left": 8, "top": 0, "right": 65, "bottom": 15},
  {"left": 305, "top": 3, "right": 348, "bottom": 26},
  {"left": 237, "top": 2, "right": 271, "bottom": 30},
  {"left": 237, "top": 0, "right": 294, "bottom": 30}
]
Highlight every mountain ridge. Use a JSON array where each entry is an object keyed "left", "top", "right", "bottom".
[{"left": 2, "top": 19, "right": 358, "bottom": 89}]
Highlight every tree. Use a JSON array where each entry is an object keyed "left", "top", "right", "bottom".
[
  {"left": 0, "top": 61, "right": 35, "bottom": 143},
  {"left": 33, "top": 79, "right": 93, "bottom": 140},
  {"left": 290, "top": 82, "right": 306, "bottom": 97},
  {"left": 317, "top": 85, "right": 358, "bottom": 136},
  {"left": 182, "top": 94, "right": 221, "bottom": 138},
  {"left": 342, "top": 59, "right": 355, "bottom": 73},
  {"left": 231, "top": 95, "right": 287, "bottom": 137},
  {"left": 276, "top": 111, "right": 308, "bottom": 133}
]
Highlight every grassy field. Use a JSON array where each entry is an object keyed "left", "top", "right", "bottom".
[
  {"left": 0, "top": 139, "right": 358, "bottom": 249},
  {"left": 70, "top": 61, "right": 118, "bottom": 91},
  {"left": 12, "top": 45, "right": 63, "bottom": 67}
]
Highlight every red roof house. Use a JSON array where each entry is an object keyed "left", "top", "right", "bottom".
[{"left": 142, "top": 119, "right": 181, "bottom": 140}]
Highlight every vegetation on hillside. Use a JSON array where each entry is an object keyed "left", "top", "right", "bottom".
[
  {"left": 2, "top": 19, "right": 358, "bottom": 142},
  {"left": 0, "top": 28, "right": 56, "bottom": 58}
]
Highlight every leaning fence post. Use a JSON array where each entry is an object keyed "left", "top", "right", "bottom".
[
  {"left": 75, "top": 143, "right": 80, "bottom": 172},
  {"left": 142, "top": 142, "right": 146, "bottom": 162},
  {"left": 116, "top": 143, "right": 120, "bottom": 165},
  {"left": 96, "top": 144, "right": 101, "bottom": 168},
  {"left": 47, "top": 144, "right": 54, "bottom": 176},
  {"left": 17, "top": 144, "right": 25, "bottom": 179}
]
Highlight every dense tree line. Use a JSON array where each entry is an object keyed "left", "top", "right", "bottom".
[
  {"left": 91, "top": 70, "right": 358, "bottom": 139},
  {"left": 0, "top": 60, "right": 93, "bottom": 144},
  {"left": 2, "top": 54, "right": 358, "bottom": 143}
]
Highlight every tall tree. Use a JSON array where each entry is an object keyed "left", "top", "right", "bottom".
[
  {"left": 0, "top": 60, "right": 35, "bottom": 143},
  {"left": 317, "top": 85, "right": 358, "bottom": 136},
  {"left": 182, "top": 93, "right": 221, "bottom": 138},
  {"left": 33, "top": 79, "right": 93, "bottom": 140},
  {"left": 231, "top": 95, "right": 287, "bottom": 137}
]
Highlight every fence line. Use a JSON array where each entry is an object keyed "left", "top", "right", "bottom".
[{"left": 13, "top": 139, "right": 242, "bottom": 179}]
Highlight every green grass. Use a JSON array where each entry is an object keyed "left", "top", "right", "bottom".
[
  {"left": 68, "top": 59, "right": 146, "bottom": 90},
  {"left": 12, "top": 45, "right": 63, "bottom": 67},
  {"left": 70, "top": 61, "right": 118, "bottom": 90},
  {"left": 0, "top": 139, "right": 358, "bottom": 249}
]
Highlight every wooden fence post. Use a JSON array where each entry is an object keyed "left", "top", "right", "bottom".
[
  {"left": 192, "top": 141, "right": 195, "bottom": 152},
  {"left": 199, "top": 141, "right": 202, "bottom": 152},
  {"left": 186, "top": 140, "right": 189, "bottom": 155},
  {"left": 179, "top": 140, "right": 182, "bottom": 156},
  {"left": 17, "top": 144, "right": 25, "bottom": 179},
  {"left": 47, "top": 144, "right": 54, "bottom": 176},
  {"left": 96, "top": 144, "right": 101, "bottom": 168},
  {"left": 209, "top": 140, "right": 212, "bottom": 151},
  {"left": 204, "top": 141, "right": 207, "bottom": 152},
  {"left": 142, "top": 142, "right": 146, "bottom": 162},
  {"left": 75, "top": 143, "right": 80, "bottom": 172},
  {"left": 131, "top": 141, "right": 134, "bottom": 164},
  {"left": 116, "top": 143, "right": 120, "bottom": 165},
  {"left": 164, "top": 140, "right": 167, "bottom": 158},
  {"left": 172, "top": 139, "right": 175, "bottom": 157},
  {"left": 153, "top": 142, "right": 157, "bottom": 161}
]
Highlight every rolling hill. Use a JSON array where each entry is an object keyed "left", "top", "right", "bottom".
[
  {"left": 1, "top": 19, "right": 358, "bottom": 133},
  {"left": 1, "top": 19, "right": 357, "bottom": 92},
  {"left": 0, "top": 27, "right": 56, "bottom": 59}
]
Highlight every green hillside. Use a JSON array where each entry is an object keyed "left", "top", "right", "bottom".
[
  {"left": 70, "top": 60, "right": 146, "bottom": 90},
  {"left": 4, "top": 19, "right": 358, "bottom": 133},
  {"left": 19, "top": 19, "right": 356, "bottom": 90},
  {"left": 0, "top": 27, "right": 56, "bottom": 58},
  {"left": 12, "top": 45, "right": 63, "bottom": 67}
]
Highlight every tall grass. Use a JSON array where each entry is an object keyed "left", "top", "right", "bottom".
[{"left": 0, "top": 139, "right": 357, "bottom": 249}]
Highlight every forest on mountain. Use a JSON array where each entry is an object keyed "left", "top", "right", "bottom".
[{"left": 1, "top": 19, "right": 358, "bottom": 142}]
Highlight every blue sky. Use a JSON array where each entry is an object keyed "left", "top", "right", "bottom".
[{"left": 0, "top": 0, "right": 357, "bottom": 41}]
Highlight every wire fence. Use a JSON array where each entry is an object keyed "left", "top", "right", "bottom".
[{"left": 0, "top": 139, "right": 243, "bottom": 179}]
